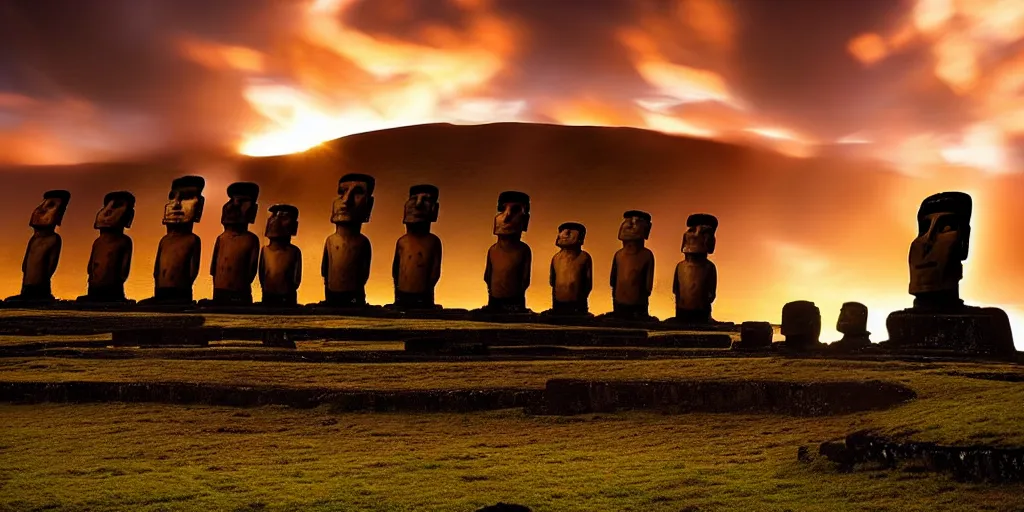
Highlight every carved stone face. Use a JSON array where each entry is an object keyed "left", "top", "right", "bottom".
[
  {"left": 94, "top": 196, "right": 134, "bottom": 230},
  {"left": 618, "top": 214, "right": 651, "bottom": 241},
  {"left": 221, "top": 192, "right": 258, "bottom": 226},
  {"left": 265, "top": 208, "right": 299, "bottom": 238},
  {"left": 781, "top": 301, "right": 821, "bottom": 339},
  {"left": 331, "top": 179, "right": 374, "bottom": 224},
  {"left": 30, "top": 195, "right": 68, "bottom": 229},
  {"left": 163, "top": 185, "right": 204, "bottom": 225},
  {"left": 682, "top": 224, "right": 716, "bottom": 254},
  {"left": 494, "top": 200, "right": 530, "bottom": 235},
  {"left": 836, "top": 302, "right": 868, "bottom": 334},
  {"left": 555, "top": 227, "right": 583, "bottom": 248},
  {"left": 909, "top": 210, "right": 968, "bottom": 295},
  {"left": 403, "top": 192, "right": 439, "bottom": 225}
]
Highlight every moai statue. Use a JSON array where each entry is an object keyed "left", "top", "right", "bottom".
[
  {"left": 833, "top": 302, "right": 871, "bottom": 350},
  {"left": 886, "top": 192, "right": 1014, "bottom": 356},
  {"left": 547, "top": 222, "right": 592, "bottom": 315},
  {"left": 609, "top": 210, "right": 654, "bottom": 319},
  {"left": 734, "top": 321, "right": 773, "bottom": 350},
  {"left": 483, "top": 191, "right": 532, "bottom": 312},
  {"left": 208, "top": 182, "right": 261, "bottom": 305},
  {"left": 5, "top": 190, "right": 71, "bottom": 303},
  {"left": 259, "top": 204, "right": 302, "bottom": 306},
  {"left": 672, "top": 213, "right": 719, "bottom": 323},
  {"left": 321, "top": 174, "right": 374, "bottom": 307},
  {"left": 143, "top": 175, "right": 204, "bottom": 304},
  {"left": 78, "top": 191, "right": 135, "bottom": 302},
  {"left": 392, "top": 184, "right": 442, "bottom": 309},
  {"left": 780, "top": 300, "right": 822, "bottom": 351}
]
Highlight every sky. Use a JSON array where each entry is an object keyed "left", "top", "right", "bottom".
[{"left": 0, "top": 0, "right": 1022, "bottom": 344}]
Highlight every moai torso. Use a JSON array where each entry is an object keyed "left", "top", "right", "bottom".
[
  {"left": 611, "top": 247, "right": 654, "bottom": 305},
  {"left": 674, "top": 258, "right": 717, "bottom": 311},
  {"left": 22, "top": 232, "right": 62, "bottom": 287},
  {"left": 259, "top": 243, "right": 302, "bottom": 296},
  {"left": 212, "top": 230, "right": 260, "bottom": 293},
  {"left": 394, "top": 232, "right": 442, "bottom": 294},
  {"left": 551, "top": 249, "right": 592, "bottom": 303},
  {"left": 88, "top": 233, "right": 132, "bottom": 289},
  {"left": 486, "top": 241, "right": 532, "bottom": 299},
  {"left": 155, "top": 231, "right": 202, "bottom": 290},
  {"left": 322, "top": 231, "right": 372, "bottom": 293}
]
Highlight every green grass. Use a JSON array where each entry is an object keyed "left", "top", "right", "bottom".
[
  {"left": 1, "top": 357, "right": 1023, "bottom": 446},
  {"left": 2, "top": 403, "right": 1021, "bottom": 511}
]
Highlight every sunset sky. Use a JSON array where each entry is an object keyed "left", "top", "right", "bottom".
[{"left": 0, "top": 0, "right": 1021, "bottom": 345}]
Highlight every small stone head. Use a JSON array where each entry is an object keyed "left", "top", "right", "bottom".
[
  {"left": 163, "top": 175, "right": 205, "bottom": 225},
  {"left": 265, "top": 204, "right": 299, "bottom": 239},
  {"left": 836, "top": 302, "right": 869, "bottom": 335},
  {"left": 555, "top": 222, "right": 586, "bottom": 249},
  {"left": 30, "top": 189, "right": 71, "bottom": 229},
  {"left": 221, "top": 182, "right": 260, "bottom": 226},
  {"left": 403, "top": 184, "right": 439, "bottom": 225},
  {"left": 494, "top": 191, "right": 530, "bottom": 236},
  {"left": 781, "top": 300, "right": 821, "bottom": 341},
  {"left": 908, "top": 192, "right": 971, "bottom": 295},
  {"left": 618, "top": 210, "right": 652, "bottom": 241},
  {"left": 94, "top": 191, "right": 135, "bottom": 230},
  {"left": 682, "top": 213, "right": 718, "bottom": 255},
  {"left": 331, "top": 173, "right": 375, "bottom": 224}
]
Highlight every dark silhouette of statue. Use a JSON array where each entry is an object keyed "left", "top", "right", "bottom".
[
  {"left": 392, "top": 184, "right": 442, "bottom": 309},
  {"left": 886, "top": 192, "right": 1014, "bottom": 356},
  {"left": 672, "top": 213, "right": 718, "bottom": 323},
  {"left": 259, "top": 204, "right": 302, "bottom": 306},
  {"left": 484, "top": 191, "right": 532, "bottom": 312},
  {"left": 141, "top": 175, "right": 204, "bottom": 304},
  {"left": 547, "top": 222, "right": 592, "bottom": 315},
  {"left": 609, "top": 210, "right": 654, "bottom": 319},
  {"left": 832, "top": 302, "right": 871, "bottom": 350},
  {"left": 321, "top": 174, "right": 374, "bottom": 307},
  {"left": 78, "top": 191, "right": 134, "bottom": 303},
  {"left": 209, "top": 182, "right": 260, "bottom": 305},
  {"left": 5, "top": 190, "right": 70, "bottom": 303},
  {"left": 780, "top": 300, "right": 822, "bottom": 351}
]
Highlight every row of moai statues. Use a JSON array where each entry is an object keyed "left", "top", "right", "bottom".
[{"left": 2, "top": 174, "right": 723, "bottom": 322}]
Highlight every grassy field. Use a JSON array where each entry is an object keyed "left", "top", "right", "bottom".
[
  {"left": 2, "top": 357, "right": 1023, "bottom": 447},
  {"left": 2, "top": 403, "right": 1023, "bottom": 511}
]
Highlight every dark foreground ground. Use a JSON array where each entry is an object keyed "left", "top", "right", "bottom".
[{"left": 1, "top": 311, "right": 1023, "bottom": 511}]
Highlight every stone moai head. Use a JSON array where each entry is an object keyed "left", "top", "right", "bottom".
[
  {"left": 493, "top": 191, "right": 530, "bottom": 236},
  {"left": 403, "top": 184, "right": 439, "bottom": 225},
  {"left": 265, "top": 204, "right": 299, "bottom": 239},
  {"left": 162, "top": 175, "right": 206, "bottom": 225},
  {"left": 555, "top": 222, "right": 586, "bottom": 249},
  {"left": 908, "top": 191, "right": 972, "bottom": 296},
  {"left": 221, "top": 182, "right": 260, "bottom": 226},
  {"left": 682, "top": 213, "right": 718, "bottom": 255},
  {"left": 836, "top": 302, "right": 869, "bottom": 335},
  {"left": 331, "top": 173, "right": 375, "bottom": 224},
  {"left": 94, "top": 191, "right": 136, "bottom": 230},
  {"left": 30, "top": 190, "right": 71, "bottom": 229},
  {"left": 781, "top": 300, "right": 821, "bottom": 341},
  {"left": 618, "top": 210, "right": 652, "bottom": 241}
]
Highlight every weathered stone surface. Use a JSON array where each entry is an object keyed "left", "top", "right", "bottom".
[
  {"left": 646, "top": 333, "right": 731, "bottom": 348},
  {"left": 885, "top": 307, "right": 1016, "bottom": 359},
  {"left": 0, "top": 381, "right": 542, "bottom": 412},
  {"left": 0, "top": 314, "right": 204, "bottom": 335},
  {"left": 733, "top": 321, "right": 772, "bottom": 350},
  {"left": 820, "top": 431, "right": 1024, "bottom": 483},
  {"left": 111, "top": 328, "right": 212, "bottom": 347},
  {"left": 530, "top": 379, "right": 916, "bottom": 416}
]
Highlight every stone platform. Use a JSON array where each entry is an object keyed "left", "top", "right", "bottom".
[{"left": 885, "top": 306, "right": 1015, "bottom": 359}]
